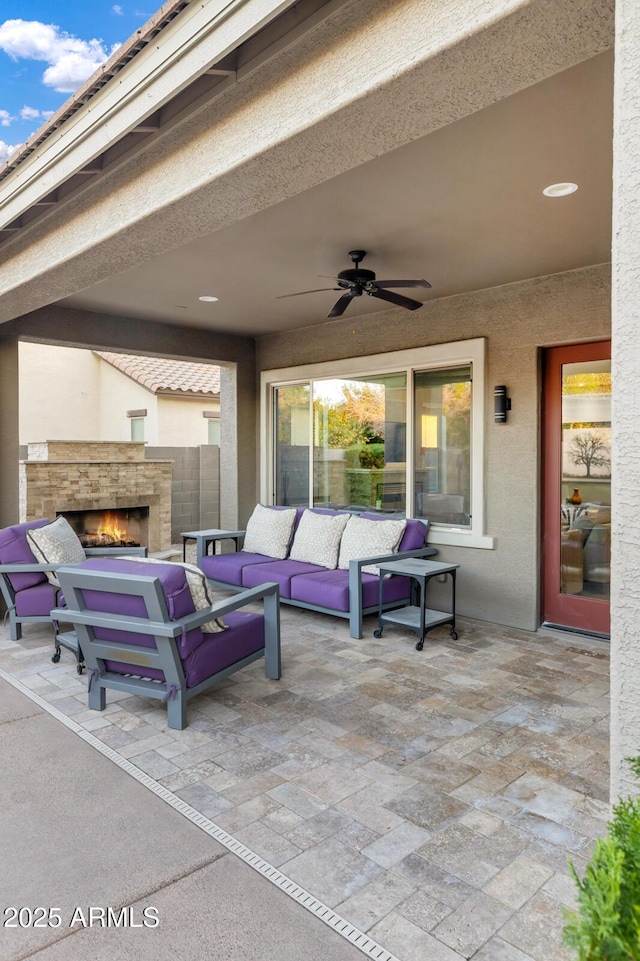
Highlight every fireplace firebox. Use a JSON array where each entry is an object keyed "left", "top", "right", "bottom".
[{"left": 59, "top": 507, "right": 149, "bottom": 548}]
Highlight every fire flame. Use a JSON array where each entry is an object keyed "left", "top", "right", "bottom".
[{"left": 97, "top": 512, "right": 129, "bottom": 542}]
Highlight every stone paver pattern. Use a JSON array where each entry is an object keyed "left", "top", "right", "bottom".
[{"left": 0, "top": 597, "right": 610, "bottom": 961}]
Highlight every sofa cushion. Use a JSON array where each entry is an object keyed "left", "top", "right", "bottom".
[
  {"left": 200, "top": 551, "right": 275, "bottom": 587},
  {"left": 27, "top": 516, "right": 86, "bottom": 584},
  {"left": 338, "top": 515, "right": 407, "bottom": 574},
  {"left": 243, "top": 504, "right": 297, "bottom": 559},
  {"left": 0, "top": 519, "right": 51, "bottom": 592},
  {"left": 289, "top": 509, "right": 350, "bottom": 569},
  {"left": 242, "top": 558, "right": 324, "bottom": 597},
  {"left": 360, "top": 514, "right": 427, "bottom": 553},
  {"left": 289, "top": 569, "right": 411, "bottom": 612}
]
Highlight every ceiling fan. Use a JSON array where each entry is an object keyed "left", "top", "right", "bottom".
[{"left": 277, "top": 250, "right": 431, "bottom": 318}]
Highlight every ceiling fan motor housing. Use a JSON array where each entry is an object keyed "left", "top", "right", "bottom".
[{"left": 337, "top": 268, "right": 377, "bottom": 286}]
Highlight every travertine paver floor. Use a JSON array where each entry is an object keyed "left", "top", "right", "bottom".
[{"left": 0, "top": 598, "right": 610, "bottom": 961}]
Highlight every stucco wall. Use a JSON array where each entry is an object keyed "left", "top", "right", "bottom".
[
  {"left": 257, "top": 264, "right": 611, "bottom": 631},
  {"left": 610, "top": 0, "right": 640, "bottom": 799}
]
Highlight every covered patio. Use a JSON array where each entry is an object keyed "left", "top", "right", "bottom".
[{"left": 0, "top": 600, "right": 609, "bottom": 961}]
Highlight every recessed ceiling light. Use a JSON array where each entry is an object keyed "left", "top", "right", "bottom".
[
  {"left": 198, "top": 295, "right": 219, "bottom": 302},
  {"left": 543, "top": 182, "right": 578, "bottom": 197}
]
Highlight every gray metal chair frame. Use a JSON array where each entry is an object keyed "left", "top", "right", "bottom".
[{"left": 51, "top": 564, "right": 281, "bottom": 730}]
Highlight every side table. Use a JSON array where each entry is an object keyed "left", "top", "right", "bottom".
[
  {"left": 373, "top": 557, "right": 460, "bottom": 650},
  {"left": 180, "top": 528, "right": 245, "bottom": 564}
]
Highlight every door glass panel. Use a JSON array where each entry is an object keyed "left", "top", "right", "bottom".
[
  {"left": 414, "top": 366, "right": 471, "bottom": 526},
  {"left": 560, "top": 360, "right": 611, "bottom": 600},
  {"left": 274, "top": 385, "right": 310, "bottom": 506},
  {"left": 312, "top": 374, "right": 407, "bottom": 511}
]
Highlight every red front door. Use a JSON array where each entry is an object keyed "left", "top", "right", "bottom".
[{"left": 542, "top": 342, "right": 611, "bottom": 636}]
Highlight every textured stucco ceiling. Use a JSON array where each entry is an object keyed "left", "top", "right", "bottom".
[{"left": 59, "top": 51, "right": 613, "bottom": 336}]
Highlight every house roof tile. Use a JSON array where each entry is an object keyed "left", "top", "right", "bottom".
[{"left": 94, "top": 352, "right": 220, "bottom": 396}]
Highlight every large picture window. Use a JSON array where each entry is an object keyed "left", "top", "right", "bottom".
[{"left": 262, "top": 339, "right": 492, "bottom": 549}]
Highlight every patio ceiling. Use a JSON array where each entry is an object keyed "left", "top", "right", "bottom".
[{"left": 56, "top": 50, "right": 613, "bottom": 337}]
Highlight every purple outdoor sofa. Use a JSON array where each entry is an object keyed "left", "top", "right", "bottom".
[
  {"left": 198, "top": 505, "right": 436, "bottom": 639},
  {"left": 51, "top": 556, "right": 281, "bottom": 730}
]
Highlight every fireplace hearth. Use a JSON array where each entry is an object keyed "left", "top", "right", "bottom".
[{"left": 60, "top": 507, "right": 149, "bottom": 548}]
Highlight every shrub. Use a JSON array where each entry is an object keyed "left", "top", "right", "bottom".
[{"left": 563, "top": 757, "right": 640, "bottom": 960}]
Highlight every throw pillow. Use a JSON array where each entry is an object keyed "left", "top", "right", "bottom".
[
  {"left": 338, "top": 515, "right": 407, "bottom": 575},
  {"left": 289, "top": 509, "right": 350, "bottom": 569},
  {"left": 121, "top": 556, "right": 228, "bottom": 633},
  {"left": 243, "top": 504, "right": 297, "bottom": 559},
  {"left": 26, "top": 516, "right": 86, "bottom": 585}
]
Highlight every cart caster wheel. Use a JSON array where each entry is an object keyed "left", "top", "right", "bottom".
[
  {"left": 51, "top": 651, "right": 61, "bottom": 664},
  {"left": 77, "top": 663, "right": 85, "bottom": 675},
  {"left": 450, "top": 630, "right": 458, "bottom": 640},
  {"left": 415, "top": 640, "right": 424, "bottom": 651},
  {"left": 373, "top": 629, "right": 383, "bottom": 638}
]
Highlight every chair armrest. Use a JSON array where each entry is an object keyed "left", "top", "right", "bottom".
[
  {"left": 0, "top": 561, "right": 58, "bottom": 573},
  {"left": 51, "top": 583, "right": 280, "bottom": 637},
  {"left": 191, "top": 530, "right": 246, "bottom": 565}
]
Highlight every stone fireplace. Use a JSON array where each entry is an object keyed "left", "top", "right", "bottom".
[{"left": 19, "top": 441, "right": 173, "bottom": 553}]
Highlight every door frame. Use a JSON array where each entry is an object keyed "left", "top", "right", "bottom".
[{"left": 542, "top": 340, "right": 611, "bottom": 636}]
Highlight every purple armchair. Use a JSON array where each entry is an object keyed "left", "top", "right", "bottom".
[
  {"left": 0, "top": 519, "right": 147, "bottom": 672},
  {"left": 51, "top": 557, "right": 281, "bottom": 730},
  {"left": 0, "top": 520, "right": 62, "bottom": 642}
]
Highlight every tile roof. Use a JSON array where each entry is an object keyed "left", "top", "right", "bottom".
[{"left": 94, "top": 352, "right": 220, "bottom": 396}]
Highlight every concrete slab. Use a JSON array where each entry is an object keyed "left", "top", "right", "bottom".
[
  {"left": 24, "top": 855, "right": 368, "bottom": 961},
  {"left": 0, "top": 678, "right": 369, "bottom": 961}
]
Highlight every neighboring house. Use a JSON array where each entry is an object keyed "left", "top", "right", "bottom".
[
  {"left": 18, "top": 343, "right": 220, "bottom": 446},
  {"left": 0, "top": 0, "right": 637, "bottom": 795}
]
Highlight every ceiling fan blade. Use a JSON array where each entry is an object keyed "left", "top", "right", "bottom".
[
  {"left": 373, "top": 279, "right": 432, "bottom": 289},
  {"left": 328, "top": 292, "right": 355, "bottom": 318},
  {"left": 276, "top": 287, "right": 340, "bottom": 299},
  {"left": 369, "top": 288, "right": 423, "bottom": 310}
]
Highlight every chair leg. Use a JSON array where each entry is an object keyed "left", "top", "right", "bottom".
[
  {"left": 88, "top": 682, "right": 106, "bottom": 712},
  {"left": 9, "top": 615, "right": 21, "bottom": 642},
  {"left": 166, "top": 693, "right": 187, "bottom": 730}
]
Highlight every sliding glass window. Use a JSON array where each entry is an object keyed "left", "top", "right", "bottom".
[
  {"left": 263, "top": 339, "right": 490, "bottom": 548},
  {"left": 274, "top": 384, "right": 310, "bottom": 506},
  {"left": 414, "top": 366, "right": 471, "bottom": 526},
  {"left": 313, "top": 373, "right": 407, "bottom": 512}
]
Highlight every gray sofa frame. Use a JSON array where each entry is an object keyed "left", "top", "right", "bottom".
[
  {"left": 52, "top": 564, "right": 281, "bottom": 730},
  {"left": 193, "top": 527, "right": 437, "bottom": 640}
]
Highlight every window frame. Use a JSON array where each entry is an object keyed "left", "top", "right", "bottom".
[{"left": 260, "top": 338, "right": 494, "bottom": 549}]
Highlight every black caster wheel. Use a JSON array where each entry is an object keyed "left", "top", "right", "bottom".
[
  {"left": 51, "top": 651, "right": 61, "bottom": 664},
  {"left": 415, "top": 640, "right": 424, "bottom": 651},
  {"left": 450, "top": 630, "right": 458, "bottom": 640},
  {"left": 77, "top": 663, "right": 85, "bottom": 675},
  {"left": 373, "top": 629, "right": 383, "bottom": 638}
]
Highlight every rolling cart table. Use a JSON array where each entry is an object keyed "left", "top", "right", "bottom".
[{"left": 374, "top": 557, "right": 460, "bottom": 650}]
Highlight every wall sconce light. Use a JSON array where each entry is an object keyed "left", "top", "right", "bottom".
[{"left": 494, "top": 385, "right": 511, "bottom": 423}]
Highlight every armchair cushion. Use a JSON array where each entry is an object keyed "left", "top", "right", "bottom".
[
  {"left": 27, "top": 516, "right": 86, "bottom": 584},
  {"left": 243, "top": 504, "right": 297, "bottom": 559},
  {"left": 338, "top": 515, "right": 407, "bottom": 574},
  {"left": 289, "top": 509, "right": 350, "bottom": 569},
  {"left": 0, "top": 519, "right": 50, "bottom": 591}
]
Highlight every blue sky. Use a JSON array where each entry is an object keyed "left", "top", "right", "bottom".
[{"left": 0, "top": 1, "right": 160, "bottom": 161}]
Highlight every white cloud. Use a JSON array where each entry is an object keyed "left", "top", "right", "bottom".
[
  {"left": 0, "top": 19, "right": 118, "bottom": 93},
  {"left": 0, "top": 109, "right": 13, "bottom": 126},
  {"left": 0, "top": 139, "right": 20, "bottom": 163},
  {"left": 20, "top": 105, "right": 40, "bottom": 120},
  {"left": 112, "top": 5, "right": 124, "bottom": 14}
]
